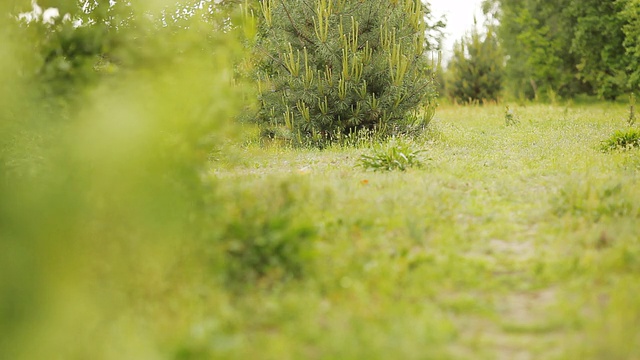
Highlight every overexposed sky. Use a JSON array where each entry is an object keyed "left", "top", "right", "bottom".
[{"left": 428, "top": 0, "right": 485, "bottom": 60}]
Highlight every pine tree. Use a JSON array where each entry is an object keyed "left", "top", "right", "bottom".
[
  {"left": 445, "top": 19, "right": 503, "bottom": 104},
  {"left": 252, "top": 0, "right": 442, "bottom": 146}
]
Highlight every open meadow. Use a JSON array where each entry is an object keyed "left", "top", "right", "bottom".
[
  {"left": 196, "top": 102, "right": 640, "bottom": 359},
  {"left": 3, "top": 0, "right": 640, "bottom": 358},
  {"left": 4, "top": 99, "right": 640, "bottom": 360}
]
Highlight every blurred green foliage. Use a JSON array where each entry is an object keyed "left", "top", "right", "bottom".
[
  {"left": 0, "top": 0, "right": 258, "bottom": 358},
  {"left": 481, "top": 0, "right": 640, "bottom": 101},
  {"left": 217, "top": 179, "right": 317, "bottom": 286},
  {"left": 553, "top": 180, "right": 638, "bottom": 222},
  {"left": 619, "top": 0, "right": 640, "bottom": 91},
  {"left": 567, "top": 0, "right": 629, "bottom": 100},
  {"left": 481, "top": 0, "right": 586, "bottom": 100}
]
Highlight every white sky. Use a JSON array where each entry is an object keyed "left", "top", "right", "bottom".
[{"left": 428, "top": 0, "right": 486, "bottom": 61}]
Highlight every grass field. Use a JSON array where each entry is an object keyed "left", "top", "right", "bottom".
[
  {"left": 4, "top": 103, "right": 640, "bottom": 359},
  {"left": 206, "top": 102, "right": 640, "bottom": 359}
]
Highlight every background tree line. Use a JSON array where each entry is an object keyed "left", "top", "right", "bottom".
[{"left": 445, "top": 0, "right": 640, "bottom": 103}]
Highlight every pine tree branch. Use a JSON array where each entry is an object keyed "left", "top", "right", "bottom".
[
  {"left": 279, "top": 0, "right": 315, "bottom": 46},
  {"left": 255, "top": 46, "right": 290, "bottom": 74}
]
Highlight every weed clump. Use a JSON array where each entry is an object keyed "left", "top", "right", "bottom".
[
  {"left": 217, "top": 179, "right": 317, "bottom": 287},
  {"left": 552, "top": 181, "right": 637, "bottom": 221},
  {"left": 628, "top": 93, "right": 636, "bottom": 127},
  {"left": 601, "top": 128, "right": 640, "bottom": 152},
  {"left": 358, "top": 137, "right": 424, "bottom": 171},
  {"left": 505, "top": 105, "right": 519, "bottom": 126}
]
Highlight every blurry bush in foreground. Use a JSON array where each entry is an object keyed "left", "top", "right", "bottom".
[{"left": 0, "top": 0, "right": 259, "bottom": 358}]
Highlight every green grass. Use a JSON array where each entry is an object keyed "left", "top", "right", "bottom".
[
  {"left": 203, "top": 102, "right": 640, "bottom": 359},
  {"left": 6, "top": 102, "right": 640, "bottom": 359}
]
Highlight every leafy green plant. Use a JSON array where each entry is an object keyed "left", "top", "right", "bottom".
[
  {"left": 358, "top": 137, "right": 424, "bottom": 171},
  {"left": 601, "top": 128, "right": 640, "bottom": 151},
  {"left": 217, "top": 179, "right": 317, "bottom": 286},
  {"left": 252, "top": 0, "right": 442, "bottom": 146}
]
